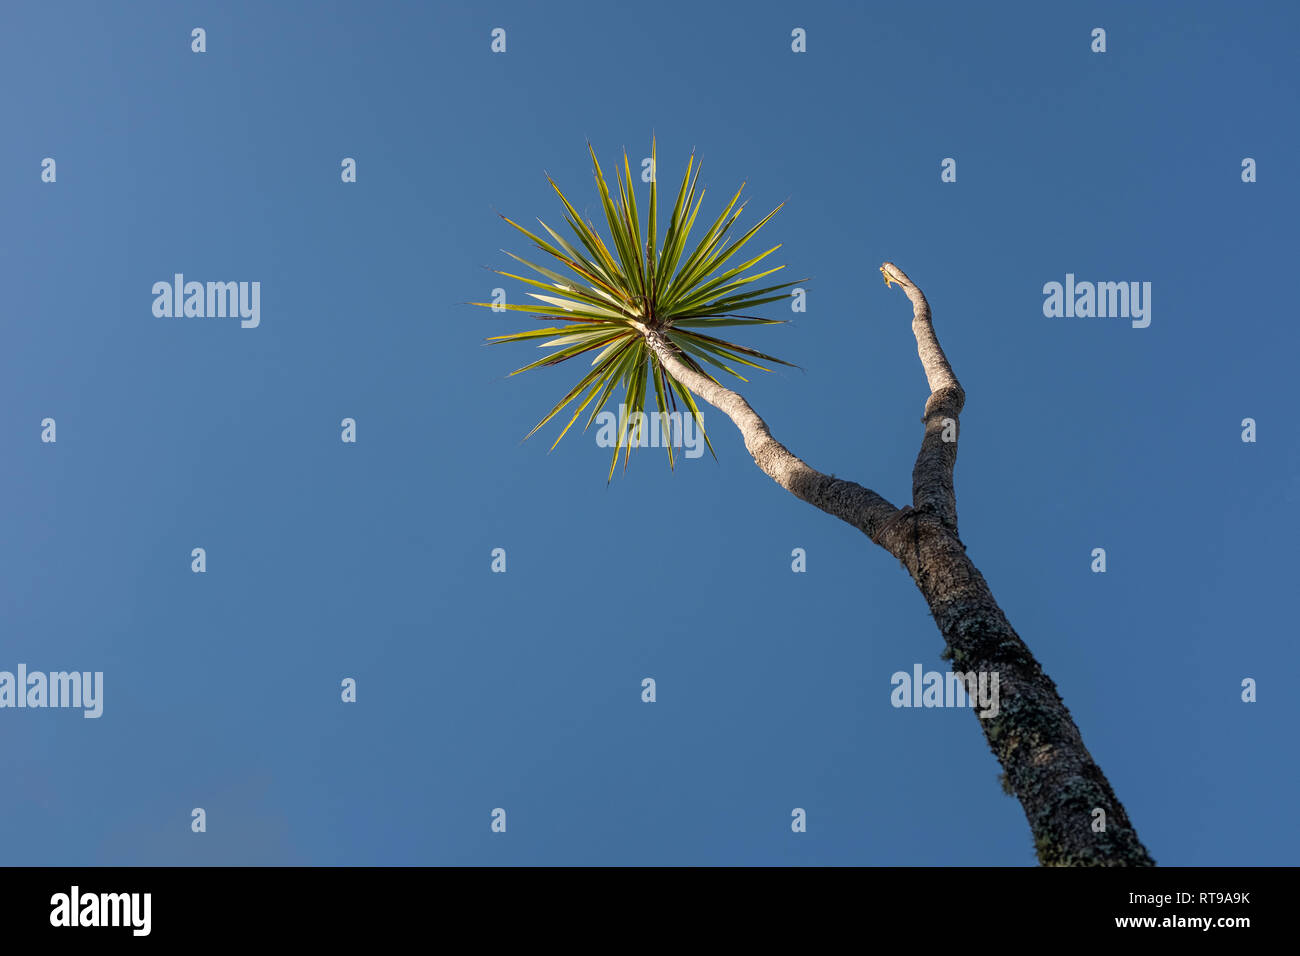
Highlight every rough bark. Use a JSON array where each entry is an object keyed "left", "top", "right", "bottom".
[{"left": 645, "top": 263, "right": 1155, "bottom": 867}]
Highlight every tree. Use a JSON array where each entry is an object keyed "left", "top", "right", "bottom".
[{"left": 475, "top": 140, "right": 1155, "bottom": 866}]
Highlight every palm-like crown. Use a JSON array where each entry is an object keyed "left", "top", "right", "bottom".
[{"left": 476, "top": 139, "right": 802, "bottom": 480}]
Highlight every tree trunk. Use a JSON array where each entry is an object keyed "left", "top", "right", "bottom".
[{"left": 644, "top": 263, "right": 1155, "bottom": 866}]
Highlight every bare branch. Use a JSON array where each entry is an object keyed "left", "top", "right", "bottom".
[
  {"left": 645, "top": 330, "right": 903, "bottom": 543},
  {"left": 881, "top": 262, "right": 965, "bottom": 533}
]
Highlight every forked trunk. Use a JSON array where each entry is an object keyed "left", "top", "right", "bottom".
[{"left": 645, "top": 264, "right": 1155, "bottom": 866}]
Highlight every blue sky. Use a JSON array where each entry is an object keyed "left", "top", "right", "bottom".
[{"left": 1, "top": 0, "right": 1296, "bottom": 865}]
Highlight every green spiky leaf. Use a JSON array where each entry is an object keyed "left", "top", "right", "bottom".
[{"left": 478, "top": 138, "right": 804, "bottom": 480}]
